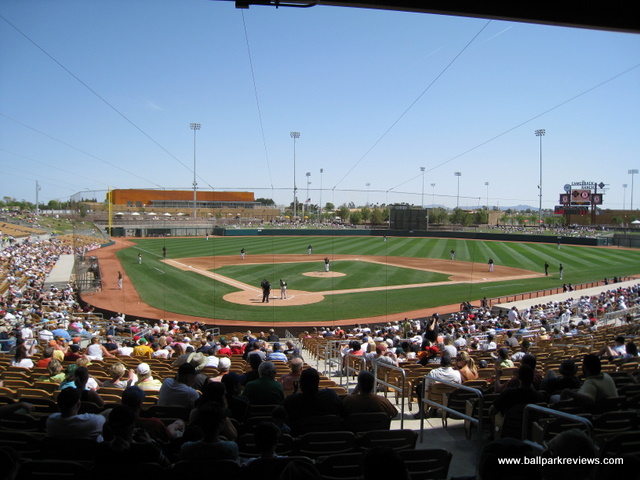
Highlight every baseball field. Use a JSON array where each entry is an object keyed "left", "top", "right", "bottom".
[{"left": 86, "top": 235, "right": 640, "bottom": 326}]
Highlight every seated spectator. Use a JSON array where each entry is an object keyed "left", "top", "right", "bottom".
[
  {"left": 415, "top": 352, "right": 461, "bottom": 418},
  {"left": 229, "top": 336, "right": 245, "bottom": 355},
  {"left": 504, "top": 330, "right": 519, "bottom": 348},
  {"left": 38, "top": 358, "right": 65, "bottom": 383},
  {"left": 243, "top": 361, "right": 284, "bottom": 406},
  {"left": 482, "top": 334, "right": 497, "bottom": 351},
  {"left": 10, "top": 344, "right": 33, "bottom": 369},
  {"left": 370, "top": 343, "right": 399, "bottom": 369},
  {"left": 75, "top": 366, "right": 104, "bottom": 407},
  {"left": 616, "top": 341, "right": 638, "bottom": 362},
  {"left": 191, "top": 382, "right": 237, "bottom": 441},
  {"left": 151, "top": 342, "right": 171, "bottom": 359},
  {"left": 221, "top": 372, "right": 250, "bottom": 423},
  {"left": 211, "top": 357, "right": 231, "bottom": 382},
  {"left": 95, "top": 404, "right": 169, "bottom": 467},
  {"left": 343, "top": 371, "right": 398, "bottom": 419},
  {"left": 35, "top": 346, "right": 54, "bottom": 368},
  {"left": 561, "top": 354, "right": 617, "bottom": 411},
  {"left": 173, "top": 350, "right": 211, "bottom": 389},
  {"left": 102, "top": 335, "right": 119, "bottom": 355},
  {"left": 85, "top": 336, "right": 113, "bottom": 361},
  {"left": 267, "top": 329, "right": 279, "bottom": 342},
  {"left": 102, "top": 362, "right": 135, "bottom": 389},
  {"left": 59, "top": 364, "right": 79, "bottom": 390},
  {"left": 46, "top": 387, "right": 106, "bottom": 441},
  {"left": 456, "top": 351, "right": 479, "bottom": 382},
  {"left": 283, "top": 340, "right": 301, "bottom": 359},
  {"left": 494, "top": 347, "right": 514, "bottom": 370},
  {"left": 241, "top": 353, "right": 263, "bottom": 386},
  {"left": 443, "top": 335, "right": 457, "bottom": 358},
  {"left": 495, "top": 354, "right": 543, "bottom": 393},
  {"left": 267, "top": 342, "right": 287, "bottom": 363},
  {"left": 282, "top": 367, "right": 343, "bottom": 434},
  {"left": 121, "top": 386, "right": 185, "bottom": 442},
  {"left": 64, "top": 344, "right": 83, "bottom": 362},
  {"left": 541, "top": 359, "right": 581, "bottom": 401},
  {"left": 510, "top": 339, "right": 531, "bottom": 362},
  {"left": 244, "top": 421, "right": 284, "bottom": 463},
  {"left": 597, "top": 335, "right": 627, "bottom": 359},
  {"left": 117, "top": 341, "right": 134, "bottom": 356},
  {"left": 416, "top": 345, "right": 440, "bottom": 366},
  {"left": 244, "top": 341, "right": 266, "bottom": 362},
  {"left": 216, "top": 337, "right": 232, "bottom": 356},
  {"left": 132, "top": 338, "right": 153, "bottom": 358},
  {"left": 158, "top": 363, "right": 200, "bottom": 410},
  {"left": 279, "top": 357, "right": 304, "bottom": 394},
  {"left": 490, "top": 365, "right": 545, "bottom": 431},
  {"left": 135, "top": 363, "right": 163, "bottom": 392},
  {"left": 179, "top": 402, "right": 239, "bottom": 461}
]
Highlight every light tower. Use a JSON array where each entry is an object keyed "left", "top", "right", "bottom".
[
  {"left": 190, "top": 123, "right": 201, "bottom": 219},
  {"left": 630, "top": 169, "right": 639, "bottom": 210},
  {"left": 420, "top": 167, "right": 426, "bottom": 209},
  {"left": 535, "top": 129, "right": 545, "bottom": 225},
  {"left": 454, "top": 172, "right": 462, "bottom": 208},
  {"left": 290, "top": 132, "right": 300, "bottom": 220}
]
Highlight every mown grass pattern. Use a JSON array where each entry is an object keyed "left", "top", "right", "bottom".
[{"left": 117, "top": 236, "right": 640, "bottom": 322}]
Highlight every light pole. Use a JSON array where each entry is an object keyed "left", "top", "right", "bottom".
[
  {"left": 629, "top": 169, "right": 639, "bottom": 210},
  {"left": 35, "top": 180, "right": 41, "bottom": 216},
  {"left": 623, "top": 184, "right": 628, "bottom": 210},
  {"left": 190, "top": 123, "right": 201, "bottom": 220},
  {"left": 431, "top": 183, "right": 436, "bottom": 207},
  {"left": 535, "top": 129, "right": 545, "bottom": 225},
  {"left": 420, "top": 167, "right": 425, "bottom": 209},
  {"left": 305, "top": 171, "right": 311, "bottom": 220},
  {"left": 454, "top": 172, "right": 462, "bottom": 208},
  {"left": 319, "top": 168, "right": 324, "bottom": 221},
  {"left": 485, "top": 181, "right": 489, "bottom": 210},
  {"left": 366, "top": 183, "right": 371, "bottom": 207},
  {"left": 290, "top": 132, "right": 300, "bottom": 220}
]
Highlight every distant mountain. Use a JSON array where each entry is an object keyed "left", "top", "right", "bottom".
[{"left": 457, "top": 204, "right": 538, "bottom": 211}]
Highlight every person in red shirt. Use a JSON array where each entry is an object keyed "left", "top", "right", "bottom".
[
  {"left": 35, "top": 346, "right": 54, "bottom": 368},
  {"left": 217, "top": 337, "right": 232, "bottom": 356}
]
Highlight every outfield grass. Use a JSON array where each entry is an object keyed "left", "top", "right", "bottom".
[
  {"left": 215, "top": 261, "right": 450, "bottom": 292},
  {"left": 117, "top": 236, "right": 640, "bottom": 322}
]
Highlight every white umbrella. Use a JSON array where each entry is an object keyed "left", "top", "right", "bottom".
[
  {"left": 632, "top": 220, "right": 640, "bottom": 224},
  {"left": 131, "top": 212, "right": 141, "bottom": 216},
  {"left": 146, "top": 212, "right": 156, "bottom": 216},
  {"left": 163, "top": 212, "right": 172, "bottom": 216}
]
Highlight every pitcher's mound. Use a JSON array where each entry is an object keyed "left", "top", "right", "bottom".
[
  {"left": 303, "top": 271, "right": 346, "bottom": 278},
  {"left": 223, "top": 290, "right": 325, "bottom": 306}
]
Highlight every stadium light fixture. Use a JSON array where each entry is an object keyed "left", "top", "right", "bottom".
[
  {"left": 190, "top": 123, "right": 201, "bottom": 220},
  {"left": 629, "top": 169, "right": 639, "bottom": 210},
  {"left": 454, "top": 172, "right": 462, "bottom": 208},
  {"left": 535, "top": 129, "right": 545, "bottom": 225},
  {"left": 420, "top": 167, "right": 425, "bottom": 209},
  {"left": 485, "top": 181, "right": 489, "bottom": 211},
  {"left": 290, "top": 132, "right": 300, "bottom": 220}
]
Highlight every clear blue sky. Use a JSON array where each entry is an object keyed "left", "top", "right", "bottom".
[{"left": 1, "top": 0, "right": 639, "bottom": 211}]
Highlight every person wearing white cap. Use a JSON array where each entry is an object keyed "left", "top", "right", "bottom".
[
  {"left": 211, "top": 357, "right": 231, "bottom": 382},
  {"left": 135, "top": 363, "right": 162, "bottom": 392}
]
